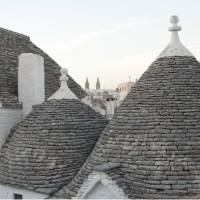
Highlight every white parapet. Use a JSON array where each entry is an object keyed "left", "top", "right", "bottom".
[{"left": 18, "top": 53, "right": 45, "bottom": 117}]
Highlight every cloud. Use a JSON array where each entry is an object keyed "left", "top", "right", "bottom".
[
  {"left": 40, "top": 21, "right": 139, "bottom": 66},
  {"left": 59, "top": 22, "right": 137, "bottom": 49}
]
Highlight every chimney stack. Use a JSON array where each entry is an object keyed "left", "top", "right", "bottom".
[
  {"left": 96, "top": 77, "right": 100, "bottom": 90},
  {"left": 18, "top": 53, "right": 45, "bottom": 117}
]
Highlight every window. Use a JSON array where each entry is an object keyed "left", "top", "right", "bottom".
[{"left": 13, "top": 193, "right": 23, "bottom": 200}]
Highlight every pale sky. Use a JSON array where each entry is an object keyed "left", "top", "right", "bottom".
[{"left": 0, "top": 0, "right": 200, "bottom": 89}]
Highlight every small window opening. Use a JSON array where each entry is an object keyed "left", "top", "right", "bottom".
[{"left": 13, "top": 193, "right": 23, "bottom": 200}]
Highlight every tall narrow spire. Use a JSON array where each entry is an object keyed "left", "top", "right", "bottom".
[
  {"left": 48, "top": 68, "right": 78, "bottom": 100},
  {"left": 96, "top": 77, "right": 100, "bottom": 90},
  {"left": 85, "top": 77, "right": 89, "bottom": 90},
  {"left": 158, "top": 15, "right": 193, "bottom": 58}
]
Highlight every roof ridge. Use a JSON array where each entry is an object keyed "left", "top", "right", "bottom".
[{"left": 0, "top": 27, "right": 30, "bottom": 39}]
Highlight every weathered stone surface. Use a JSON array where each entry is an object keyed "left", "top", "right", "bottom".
[
  {"left": 0, "top": 27, "right": 86, "bottom": 108},
  {"left": 54, "top": 56, "right": 200, "bottom": 199},
  {"left": 0, "top": 99, "right": 108, "bottom": 195}
]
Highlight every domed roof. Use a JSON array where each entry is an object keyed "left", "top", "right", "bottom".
[
  {"left": 0, "top": 27, "right": 86, "bottom": 107},
  {"left": 0, "top": 69, "right": 107, "bottom": 195},
  {"left": 56, "top": 16, "right": 200, "bottom": 199}
]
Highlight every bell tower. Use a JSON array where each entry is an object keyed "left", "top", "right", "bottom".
[
  {"left": 85, "top": 77, "right": 89, "bottom": 90},
  {"left": 96, "top": 77, "right": 100, "bottom": 90}
]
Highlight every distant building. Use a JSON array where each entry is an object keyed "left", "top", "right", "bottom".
[
  {"left": 85, "top": 77, "right": 89, "bottom": 90},
  {"left": 117, "top": 80, "right": 135, "bottom": 99},
  {"left": 96, "top": 77, "right": 100, "bottom": 90},
  {"left": 83, "top": 77, "right": 122, "bottom": 119}
]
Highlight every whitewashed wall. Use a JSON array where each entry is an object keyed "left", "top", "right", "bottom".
[
  {"left": 81, "top": 96, "right": 106, "bottom": 116},
  {"left": 85, "top": 181, "right": 120, "bottom": 199},
  {"left": 75, "top": 171, "right": 125, "bottom": 199},
  {"left": 0, "top": 184, "right": 47, "bottom": 199},
  {"left": 0, "top": 108, "right": 22, "bottom": 149}
]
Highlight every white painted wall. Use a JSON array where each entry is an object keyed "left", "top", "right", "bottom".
[
  {"left": 81, "top": 96, "right": 92, "bottom": 107},
  {"left": 18, "top": 53, "right": 45, "bottom": 117},
  {"left": 0, "top": 184, "right": 47, "bottom": 199},
  {"left": 81, "top": 96, "right": 106, "bottom": 116},
  {"left": 85, "top": 181, "right": 121, "bottom": 199},
  {"left": 75, "top": 171, "right": 126, "bottom": 199},
  {"left": 0, "top": 108, "right": 22, "bottom": 149}
]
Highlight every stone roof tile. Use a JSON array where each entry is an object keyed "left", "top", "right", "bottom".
[
  {"left": 0, "top": 99, "right": 108, "bottom": 195},
  {"left": 56, "top": 56, "right": 200, "bottom": 199}
]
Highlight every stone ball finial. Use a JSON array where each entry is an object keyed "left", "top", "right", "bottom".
[
  {"left": 158, "top": 15, "right": 193, "bottom": 58},
  {"left": 60, "top": 68, "right": 68, "bottom": 75},
  {"left": 170, "top": 15, "right": 179, "bottom": 25},
  {"left": 60, "top": 68, "right": 69, "bottom": 82},
  {"left": 168, "top": 15, "right": 181, "bottom": 32}
]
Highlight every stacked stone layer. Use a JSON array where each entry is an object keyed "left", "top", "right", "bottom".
[
  {"left": 0, "top": 28, "right": 86, "bottom": 107},
  {"left": 0, "top": 99, "right": 108, "bottom": 195},
  {"left": 57, "top": 56, "right": 200, "bottom": 199}
]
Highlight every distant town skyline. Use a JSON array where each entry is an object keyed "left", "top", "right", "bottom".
[{"left": 1, "top": 0, "right": 200, "bottom": 88}]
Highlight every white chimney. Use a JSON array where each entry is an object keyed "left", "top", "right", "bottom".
[{"left": 18, "top": 53, "right": 45, "bottom": 117}]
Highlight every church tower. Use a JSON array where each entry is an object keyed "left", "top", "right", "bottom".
[
  {"left": 85, "top": 77, "right": 89, "bottom": 90},
  {"left": 96, "top": 77, "right": 100, "bottom": 90}
]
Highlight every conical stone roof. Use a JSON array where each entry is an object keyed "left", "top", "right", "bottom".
[
  {"left": 55, "top": 16, "right": 200, "bottom": 199},
  {"left": 0, "top": 70, "right": 108, "bottom": 195}
]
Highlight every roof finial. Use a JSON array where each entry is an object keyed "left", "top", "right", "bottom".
[
  {"left": 48, "top": 68, "right": 78, "bottom": 100},
  {"left": 158, "top": 15, "right": 193, "bottom": 58},
  {"left": 60, "top": 68, "right": 69, "bottom": 84},
  {"left": 169, "top": 15, "right": 181, "bottom": 32}
]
